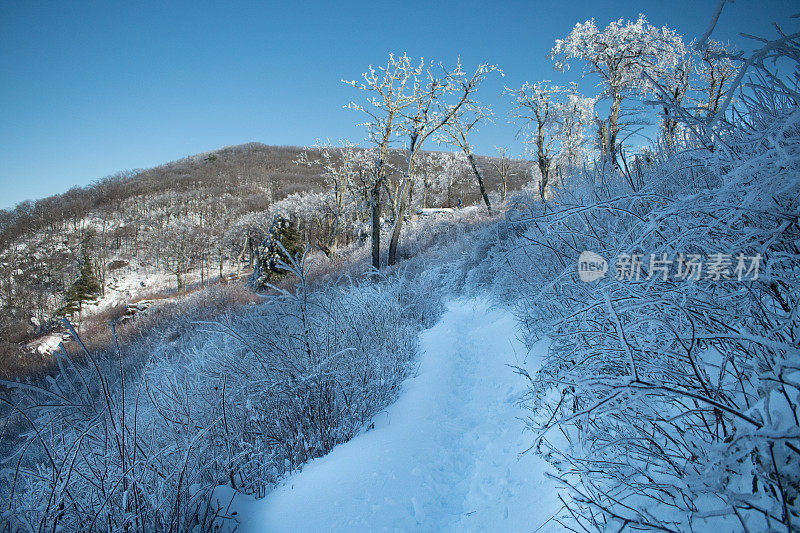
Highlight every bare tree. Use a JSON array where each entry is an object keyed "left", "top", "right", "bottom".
[
  {"left": 388, "top": 59, "right": 496, "bottom": 266},
  {"left": 491, "top": 147, "right": 512, "bottom": 203},
  {"left": 507, "top": 82, "right": 594, "bottom": 199},
  {"left": 344, "top": 54, "right": 422, "bottom": 270},
  {"left": 440, "top": 63, "right": 502, "bottom": 216},
  {"left": 551, "top": 15, "right": 686, "bottom": 165}
]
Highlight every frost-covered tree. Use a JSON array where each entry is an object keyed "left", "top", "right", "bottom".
[
  {"left": 507, "top": 81, "right": 595, "bottom": 199},
  {"left": 388, "top": 59, "right": 499, "bottom": 266},
  {"left": 296, "top": 140, "right": 368, "bottom": 255},
  {"left": 411, "top": 151, "right": 469, "bottom": 208},
  {"left": 696, "top": 39, "right": 738, "bottom": 118},
  {"left": 269, "top": 190, "right": 342, "bottom": 252},
  {"left": 657, "top": 54, "right": 692, "bottom": 148},
  {"left": 225, "top": 210, "right": 271, "bottom": 278},
  {"left": 162, "top": 220, "right": 201, "bottom": 292},
  {"left": 387, "top": 60, "right": 454, "bottom": 265},
  {"left": 507, "top": 12, "right": 800, "bottom": 530},
  {"left": 415, "top": 151, "right": 440, "bottom": 209},
  {"left": 551, "top": 15, "right": 686, "bottom": 164},
  {"left": 345, "top": 54, "right": 499, "bottom": 266},
  {"left": 344, "top": 53, "right": 423, "bottom": 269},
  {"left": 556, "top": 84, "right": 597, "bottom": 167},
  {"left": 436, "top": 152, "right": 471, "bottom": 207},
  {"left": 491, "top": 147, "right": 512, "bottom": 203},
  {"left": 440, "top": 63, "right": 503, "bottom": 216},
  {"left": 507, "top": 81, "right": 562, "bottom": 200}
]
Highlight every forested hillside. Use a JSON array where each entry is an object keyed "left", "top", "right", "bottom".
[{"left": 0, "top": 142, "right": 526, "bottom": 376}]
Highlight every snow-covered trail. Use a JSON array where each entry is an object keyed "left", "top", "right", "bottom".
[{"left": 238, "top": 298, "right": 562, "bottom": 532}]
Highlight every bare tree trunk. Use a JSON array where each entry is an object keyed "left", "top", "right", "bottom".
[
  {"left": 329, "top": 179, "right": 344, "bottom": 255},
  {"left": 382, "top": 179, "right": 397, "bottom": 220},
  {"left": 537, "top": 124, "right": 551, "bottom": 201},
  {"left": 664, "top": 108, "right": 677, "bottom": 150},
  {"left": 467, "top": 152, "right": 492, "bottom": 216},
  {"left": 370, "top": 182, "right": 381, "bottom": 270},
  {"left": 387, "top": 187, "right": 405, "bottom": 266},
  {"left": 235, "top": 231, "right": 248, "bottom": 278},
  {"left": 388, "top": 137, "right": 418, "bottom": 267},
  {"left": 392, "top": 179, "right": 402, "bottom": 217},
  {"left": 494, "top": 149, "right": 510, "bottom": 203},
  {"left": 538, "top": 171, "right": 549, "bottom": 202},
  {"left": 538, "top": 162, "right": 550, "bottom": 201},
  {"left": 607, "top": 92, "right": 622, "bottom": 167}
]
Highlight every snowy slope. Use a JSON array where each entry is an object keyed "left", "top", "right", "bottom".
[{"left": 236, "top": 298, "right": 562, "bottom": 532}]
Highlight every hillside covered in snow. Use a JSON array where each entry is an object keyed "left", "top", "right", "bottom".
[{"left": 0, "top": 143, "right": 525, "bottom": 378}]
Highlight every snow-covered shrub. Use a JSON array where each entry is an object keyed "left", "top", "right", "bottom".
[
  {"left": 0, "top": 217, "right": 485, "bottom": 531},
  {"left": 500, "top": 34, "right": 800, "bottom": 531}
]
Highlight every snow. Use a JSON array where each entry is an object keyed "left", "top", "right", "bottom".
[
  {"left": 87, "top": 262, "right": 242, "bottom": 314},
  {"left": 23, "top": 257, "right": 247, "bottom": 356},
  {"left": 28, "top": 333, "right": 67, "bottom": 355},
  {"left": 417, "top": 208, "right": 455, "bottom": 216},
  {"left": 235, "top": 298, "right": 562, "bottom": 532}
]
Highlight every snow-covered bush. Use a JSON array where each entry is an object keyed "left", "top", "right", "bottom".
[
  {"left": 497, "top": 31, "right": 800, "bottom": 531},
  {"left": 0, "top": 208, "right": 498, "bottom": 531}
]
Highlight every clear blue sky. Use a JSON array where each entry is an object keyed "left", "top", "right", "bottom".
[{"left": 1, "top": 0, "right": 796, "bottom": 210}]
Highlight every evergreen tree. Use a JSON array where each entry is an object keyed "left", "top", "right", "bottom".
[
  {"left": 251, "top": 215, "right": 304, "bottom": 288},
  {"left": 58, "top": 234, "right": 102, "bottom": 323}
]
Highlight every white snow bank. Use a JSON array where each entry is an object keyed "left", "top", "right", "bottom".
[
  {"left": 236, "top": 298, "right": 562, "bottom": 532},
  {"left": 28, "top": 333, "right": 68, "bottom": 355},
  {"left": 417, "top": 208, "right": 456, "bottom": 216}
]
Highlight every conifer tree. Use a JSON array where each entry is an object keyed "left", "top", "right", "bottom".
[
  {"left": 252, "top": 215, "right": 304, "bottom": 288},
  {"left": 59, "top": 234, "right": 102, "bottom": 326}
]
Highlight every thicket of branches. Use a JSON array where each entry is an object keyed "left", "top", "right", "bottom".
[
  {"left": 0, "top": 205, "right": 500, "bottom": 531},
  {"left": 484, "top": 17, "right": 800, "bottom": 531}
]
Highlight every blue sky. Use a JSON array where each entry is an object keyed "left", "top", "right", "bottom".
[{"left": 1, "top": 0, "right": 796, "bottom": 210}]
